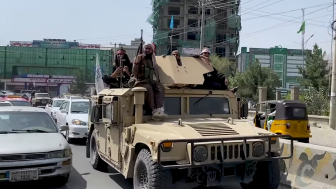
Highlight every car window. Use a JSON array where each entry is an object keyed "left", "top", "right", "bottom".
[
  {"left": 53, "top": 100, "right": 65, "bottom": 107},
  {"left": 0, "top": 111, "right": 58, "bottom": 133},
  {"left": 71, "top": 101, "right": 89, "bottom": 113},
  {"left": 59, "top": 102, "right": 67, "bottom": 110},
  {"left": 189, "top": 97, "right": 230, "bottom": 115},
  {"left": 71, "top": 96, "right": 82, "bottom": 99},
  {"left": 36, "top": 94, "right": 50, "bottom": 98},
  {"left": 9, "top": 101, "right": 31, "bottom": 106},
  {"left": 65, "top": 102, "right": 70, "bottom": 111}
]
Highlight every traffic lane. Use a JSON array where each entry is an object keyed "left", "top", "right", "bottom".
[{"left": 63, "top": 140, "right": 133, "bottom": 189}]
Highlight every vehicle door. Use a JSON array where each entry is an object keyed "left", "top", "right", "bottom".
[
  {"left": 46, "top": 100, "right": 53, "bottom": 114},
  {"left": 58, "top": 102, "right": 70, "bottom": 126},
  {"left": 56, "top": 101, "right": 67, "bottom": 125}
]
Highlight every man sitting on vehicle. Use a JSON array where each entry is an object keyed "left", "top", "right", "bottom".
[{"left": 102, "top": 47, "right": 133, "bottom": 88}]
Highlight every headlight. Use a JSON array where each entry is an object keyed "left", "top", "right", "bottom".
[
  {"left": 194, "top": 145, "right": 208, "bottom": 162},
  {"left": 72, "top": 119, "right": 87, "bottom": 125},
  {"left": 48, "top": 149, "right": 71, "bottom": 158},
  {"left": 252, "top": 142, "right": 265, "bottom": 157}
]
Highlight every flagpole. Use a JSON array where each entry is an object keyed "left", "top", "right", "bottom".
[{"left": 302, "top": 8, "right": 305, "bottom": 67}]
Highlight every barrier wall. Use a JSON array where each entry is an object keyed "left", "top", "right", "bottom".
[
  {"left": 279, "top": 139, "right": 336, "bottom": 189},
  {"left": 248, "top": 111, "right": 329, "bottom": 125}
]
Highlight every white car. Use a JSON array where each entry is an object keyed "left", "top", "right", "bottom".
[
  {"left": 45, "top": 98, "right": 66, "bottom": 120},
  {"left": 55, "top": 99, "right": 89, "bottom": 143},
  {"left": 0, "top": 106, "right": 72, "bottom": 186},
  {"left": 0, "top": 101, "right": 12, "bottom": 106}
]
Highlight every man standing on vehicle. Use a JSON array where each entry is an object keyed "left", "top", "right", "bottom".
[
  {"left": 102, "top": 47, "right": 133, "bottom": 88},
  {"left": 132, "top": 43, "right": 167, "bottom": 119},
  {"left": 192, "top": 48, "right": 237, "bottom": 93}
]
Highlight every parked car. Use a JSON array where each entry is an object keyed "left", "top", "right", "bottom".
[
  {"left": 55, "top": 99, "right": 89, "bottom": 143},
  {"left": 0, "top": 106, "right": 72, "bottom": 186}
]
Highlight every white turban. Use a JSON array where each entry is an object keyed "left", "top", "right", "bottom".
[{"left": 200, "top": 48, "right": 211, "bottom": 55}]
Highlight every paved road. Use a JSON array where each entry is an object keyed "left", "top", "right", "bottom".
[{"left": 2, "top": 140, "right": 292, "bottom": 189}]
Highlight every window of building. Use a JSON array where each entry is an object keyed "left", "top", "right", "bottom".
[
  {"left": 188, "top": 6, "right": 198, "bottom": 14},
  {"left": 231, "top": 8, "right": 235, "bottom": 14},
  {"left": 187, "top": 32, "right": 197, "bottom": 40},
  {"left": 216, "top": 34, "right": 226, "bottom": 43},
  {"left": 215, "top": 47, "right": 225, "bottom": 57},
  {"left": 274, "top": 55, "right": 284, "bottom": 63},
  {"left": 167, "top": 19, "right": 180, "bottom": 28},
  {"left": 229, "top": 48, "right": 234, "bottom": 56},
  {"left": 274, "top": 64, "right": 283, "bottom": 71},
  {"left": 170, "top": 0, "right": 180, "bottom": 2},
  {"left": 230, "top": 33, "right": 235, "bottom": 38},
  {"left": 216, "top": 9, "right": 227, "bottom": 17},
  {"left": 217, "top": 21, "right": 227, "bottom": 30},
  {"left": 168, "top": 7, "right": 180, "bottom": 15},
  {"left": 188, "top": 19, "right": 198, "bottom": 27},
  {"left": 168, "top": 32, "right": 180, "bottom": 39},
  {"left": 276, "top": 72, "right": 283, "bottom": 78},
  {"left": 200, "top": 9, "right": 211, "bottom": 15}
]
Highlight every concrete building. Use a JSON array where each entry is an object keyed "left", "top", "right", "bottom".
[
  {"left": 237, "top": 46, "right": 312, "bottom": 93},
  {"left": 147, "top": 0, "right": 241, "bottom": 60}
]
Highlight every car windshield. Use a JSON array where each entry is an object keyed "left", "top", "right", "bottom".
[
  {"left": 0, "top": 111, "right": 57, "bottom": 133},
  {"left": 0, "top": 103, "right": 11, "bottom": 106},
  {"left": 36, "top": 94, "right": 50, "bottom": 98},
  {"left": 9, "top": 101, "right": 31, "bottom": 106},
  {"left": 71, "top": 102, "right": 89, "bottom": 113},
  {"left": 189, "top": 97, "right": 230, "bottom": 115},
  {"left": 71, "top": 96, "right": 82, "bottom": 99},
  {"left": 53, "top": 100, "right": 65, "bottom": 107},
  {"left": 21, "top": 90, "right": 33, "bottom": 94}
]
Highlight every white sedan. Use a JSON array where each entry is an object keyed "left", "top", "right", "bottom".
[
  {"left": 55, "top": 99, "right": 89, "bottom": 143},
  {"left": 45, "top": 98, "right": 66, "bottom": 120},
  {"left": 0, "top": 106, "right": 72, "bottom": 186}
]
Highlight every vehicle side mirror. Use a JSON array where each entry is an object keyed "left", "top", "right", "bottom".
[
  {"left": 61, "top": 109, "right": 67, "bottom": 114},
  {"left": 59, "top": 125, "right": 69, "bottom": 131}
]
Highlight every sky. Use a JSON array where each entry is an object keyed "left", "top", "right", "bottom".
[{"left": 0, "top": 0, "right": 334, "bottom": 59}]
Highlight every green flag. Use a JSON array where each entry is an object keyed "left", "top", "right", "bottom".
[{"left": 297, "top": 21, "right": 305, "bottom": 33}]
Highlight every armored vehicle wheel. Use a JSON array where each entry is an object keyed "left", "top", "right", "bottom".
[
  {"left": 90, "top": 130, "right": 108, "bottom": 171},
  {"left": 133, "top": 149, "right": 173, "bottom": 189},
  {"left": 242, "top": 153, "right": 280, "bottom": 189}
]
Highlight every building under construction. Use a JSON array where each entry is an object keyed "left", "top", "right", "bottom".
[{"left": 147, "top": 0, "right": 241, "bottom": 60}]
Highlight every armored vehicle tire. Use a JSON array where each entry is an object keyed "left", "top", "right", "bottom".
[
  {"left": 133, "top": 149, "right": 173, "bottom": 189},
  {"left": 89, "top": 130, "right": 108, "bottom": 171},
  {"left": 244, "top": 153, "right": 280, "bottom": 189}
]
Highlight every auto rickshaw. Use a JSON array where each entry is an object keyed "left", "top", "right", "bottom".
[{"left": 253, "top": 100, "right": 311, "bottom": 143}]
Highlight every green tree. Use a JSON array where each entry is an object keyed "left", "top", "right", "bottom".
[
  {"left": 298, "top": 44, "right": 329, "bottom": 90},
  {"left": 210, "top": 55, "right": 236, "bottom": 77},
  {"left": 229, "top": 59, "right": 282, "bottom": 101},
  {"left": 69, "top": 69, "right": 88, "bottom": 95}
]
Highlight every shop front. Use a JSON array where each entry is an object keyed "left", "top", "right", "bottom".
[{"left": 5, "top": 75, "right": 74, "bottom": 97}]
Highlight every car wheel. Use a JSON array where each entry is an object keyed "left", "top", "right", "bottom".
[
  {"left": 242, "top": 152, "right": 280, "bottom": 189},
  {"left": 53, "top": 174, "right": 70, "bottom": 187},
  {"left": 90, "top": 130, "right": 108, "bottom": 171},
  {"left": 133, "top": 149, "right": 172, "bottom": 189}
]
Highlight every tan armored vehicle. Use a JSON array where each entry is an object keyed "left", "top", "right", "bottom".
[
  {"left": 31, "top": 92, "right": 51, "bottom": 108},
  {"left": 85, "top": 56, "right": 293, "bottom": 189}
]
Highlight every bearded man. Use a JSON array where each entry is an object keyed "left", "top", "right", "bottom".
[{"left": 132, "top": 43, "right": 167, "bottom": 119}]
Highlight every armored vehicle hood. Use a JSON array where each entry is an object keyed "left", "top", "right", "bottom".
[{"left": 133, "top": 118, "right": 273, "bottom": 142}]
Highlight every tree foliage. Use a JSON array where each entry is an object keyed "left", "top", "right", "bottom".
[
  {"left": 210, "top": 55, "right": 236, "bottom": 77},
  {"left": 298, "top": 44, "right": 329, "bottom": 90},
  {"left": 229, "top": 59, "right": 282, "bottom": 101},
  {"left": 69, "top": 69, "right": 88, "bottom": 95}
]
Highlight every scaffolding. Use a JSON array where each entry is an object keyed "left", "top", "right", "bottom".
[{"left": 147, "top": 0, "right": 241, "bottom": 56}]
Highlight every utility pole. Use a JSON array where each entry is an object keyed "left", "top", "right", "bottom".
[
  {"left": 199, "top": 0, "right": 205, "bottom": 49},
  {"left": 301, "top": 8, "right": 305, "bottom": 67},
  {"left": 329, "top": 17, "right": 336, "bottom": 130}
]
